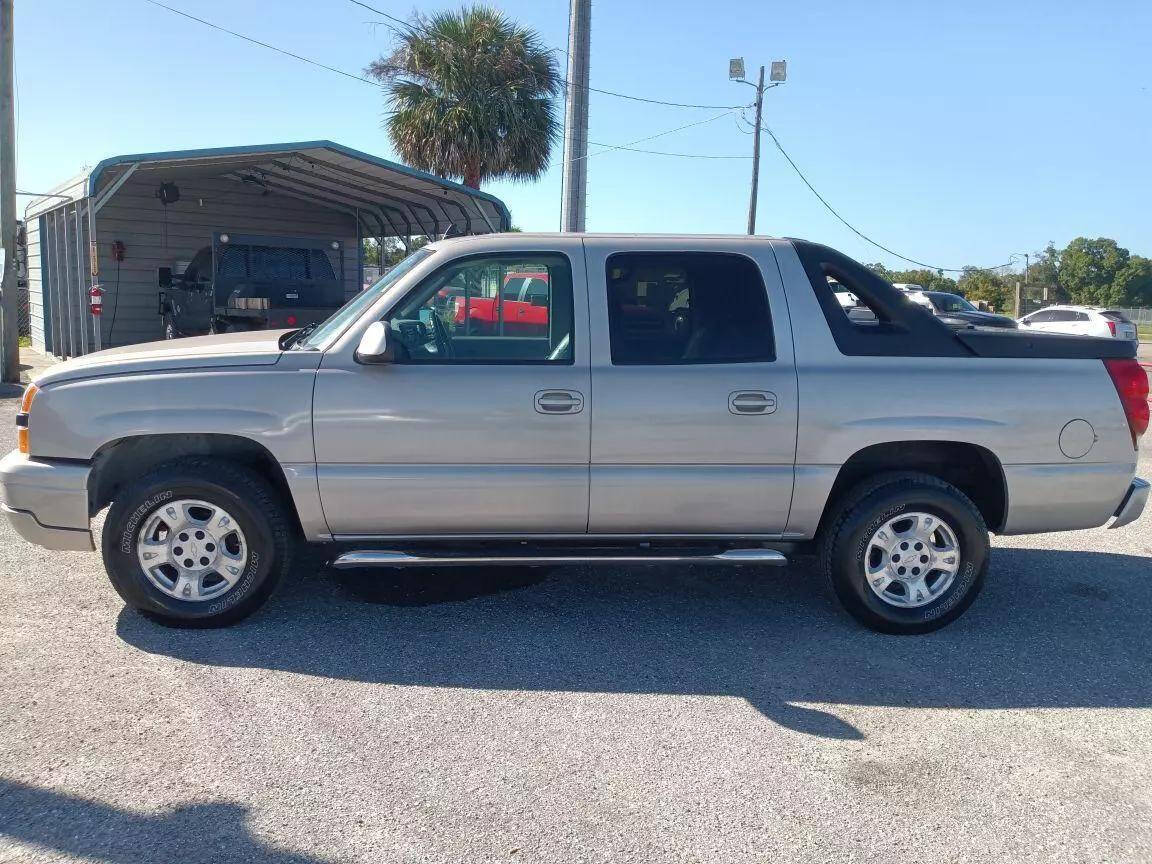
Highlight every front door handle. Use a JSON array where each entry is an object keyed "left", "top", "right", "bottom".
[
  {"left": 729, "top": 390, "right": 777, "bottom": 415},
  {"left": 535, "top": 389, "right": 584, "bottom": 415}
]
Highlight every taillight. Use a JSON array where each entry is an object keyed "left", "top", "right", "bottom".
[
  {"left": 1103, "top": 358, "right": 1150, "bottom": 447},
  {"left": 285, "top": 315, "right": 298, "bottom": 327},
  {"left": 1107, "top": 320, "right": 1117, "bottom": 337},
  {"left": 17, "top": 384, "right": 38, "bottom": 454}
]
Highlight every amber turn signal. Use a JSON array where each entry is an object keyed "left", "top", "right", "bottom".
[{"left": 16, "top": 384, "right": 37, "bottom": 454}]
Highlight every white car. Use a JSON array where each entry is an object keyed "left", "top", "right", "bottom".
[
  {"left": 1019, "top": 306, "right": 1138, "bottom": 341},
  {"left": 828, "top": 278, "right": 860, "bottom": 309}
]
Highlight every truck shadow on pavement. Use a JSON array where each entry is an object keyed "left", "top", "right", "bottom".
[
  {"left": 118, "top": 547, "right": 1152, "bottom": 741},
  {"left": 0, "top": 777, "right": 328, "bottom": 864}
]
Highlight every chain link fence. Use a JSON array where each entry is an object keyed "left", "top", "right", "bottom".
[
  {"left": 18, "top": 286, "right": 31, "bottom": 340},
  {"left": 1111, "top": 308, "right": 1151, "bottom": 342}
]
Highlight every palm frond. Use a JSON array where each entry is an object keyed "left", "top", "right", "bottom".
[{"left": 366, "top": 4, "right": 561, "bottom": 188}]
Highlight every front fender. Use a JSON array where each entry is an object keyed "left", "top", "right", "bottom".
[{"left": 28, "top": 355, "right": 321, "bottom": 463}]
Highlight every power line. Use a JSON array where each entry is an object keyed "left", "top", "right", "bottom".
[
  {"left": 145, "top": 0, "right": 378, "bottom": 86},
  {"left": 572, "top": 110, "right": 737, "bottom": 164},
  {"left": 145, "top": 0, "right": 746, "bottom": 166},
  {"left": 743, "top": 111, "right": 1014, "bottom": 273},
  {"left": 587, "top": 142, "right": 749, "bottom": 159},
  {"left": 345, "top": 0, "right": 749, "bottom": 110}
]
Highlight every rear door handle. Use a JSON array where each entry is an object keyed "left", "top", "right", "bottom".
[
  {"left": 729, "top": 390, "right": 777, "bottom": 415},
  {"left": 535, "top": 389, "right": 584, "bottom": 414}
]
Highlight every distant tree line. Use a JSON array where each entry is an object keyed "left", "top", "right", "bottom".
[{"left": 867, "top": 237, "right": 1152, "bottom": 312}]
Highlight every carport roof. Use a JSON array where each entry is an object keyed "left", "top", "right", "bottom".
[{"left": 30, "top": 140, "right": 511, "bottom": 238}]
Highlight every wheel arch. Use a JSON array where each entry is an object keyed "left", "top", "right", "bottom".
[
  {"left": 817, "top": 440, "right": 1007, "bottom": 535},
  {"left": 88, "top": 433, "right": 303, "bottom": 535}
]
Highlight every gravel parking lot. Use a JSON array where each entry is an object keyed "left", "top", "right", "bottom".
[{"left": 1, "top": 370, "right": 1150, "bottom": 863}]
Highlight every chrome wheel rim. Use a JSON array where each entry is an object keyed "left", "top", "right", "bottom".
[
  {"left": 136, "top": 499, "right": 249, "bottom": 602},
  {"left": 864, "top": 511, "right": 960, "bottom": 608}
]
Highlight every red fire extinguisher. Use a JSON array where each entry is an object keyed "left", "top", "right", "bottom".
[{"left": 89, "top": 285, "right": 105, "bottom": 316}]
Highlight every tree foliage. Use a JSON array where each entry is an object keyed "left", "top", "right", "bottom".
[
  {"left": 1058, "top": 237, "right": 1131, "bottom": 306},
  {"left": 867, "top": 237, "right": 1151, "bottom": 311},
  {"left": 368, "top": 6, "right": 561, "bottom": 189},
  {"left": 956, "top": 268, "right": 1010, "bottom": 313},
  {"left": 865, "top": 264, "right": 957, "bottom": 293},
  {"left": 1111, "top": 256, "right": 1152, "bottom": 307}
]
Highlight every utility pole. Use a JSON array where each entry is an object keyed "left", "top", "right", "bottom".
[
  {"left": 730, "top": 58, "right": 786, "bottom": 235},
  {"left": 0, "top": 0, "right": 18, "bottom": 383},
  {"left": 559, "top": 0, "right": 590, "bottom": 232}
]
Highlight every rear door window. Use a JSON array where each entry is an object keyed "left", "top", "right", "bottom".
[{"left": 604, "top": 252, "right": 774, "bottom": 364}]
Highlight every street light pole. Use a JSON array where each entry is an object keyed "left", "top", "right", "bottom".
[
  {"left": 730, "top": 58, "right": 785, "bottom": 236},
  {"left": 746, "top": 65, "right": 764, "bottom": 235}
]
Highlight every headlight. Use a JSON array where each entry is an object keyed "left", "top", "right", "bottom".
[{"left": 17, "top": 384, "right": 37, "bottom": 454}]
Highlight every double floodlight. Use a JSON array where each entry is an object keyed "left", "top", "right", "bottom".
[{"left": 728, "top": 58, "right": 788, "bottom": 82}]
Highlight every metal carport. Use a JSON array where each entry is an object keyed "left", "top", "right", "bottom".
[{"left": 24, "top": 141, "right": 511, "bottom": 358}]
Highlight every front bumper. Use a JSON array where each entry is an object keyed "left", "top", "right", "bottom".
[
  {"left": 1109, "top": 477, "right": 1149, "bottom": 529},
  {"left": 0, "top": 450, "right": 94, "bottom": 551}
]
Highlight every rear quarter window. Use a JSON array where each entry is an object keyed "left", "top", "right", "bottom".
[{"left": 790, "top": 240, "right": 967, "bottom": 357}]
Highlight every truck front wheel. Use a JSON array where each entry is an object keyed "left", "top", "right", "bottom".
[
  {"left": 819, "top": 472, "right": 988, "bottom": 634},
  {"left": 101, "top": 458, "right": 295, "bottom": 627}
]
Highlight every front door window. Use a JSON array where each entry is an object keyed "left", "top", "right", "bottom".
[{"left": 389, "top": 254, "right": 574, "bottom": 364}]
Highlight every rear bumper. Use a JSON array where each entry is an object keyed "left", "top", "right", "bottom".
[
  {"left": 1109, "top": 477, "right": 1149, "bottom": 529},
  {"left": 0, "top": 450, "right": 94, "bottom": 552},
  {"left": 1000, "top": 462, "right": 1139, "bottom": 534}
]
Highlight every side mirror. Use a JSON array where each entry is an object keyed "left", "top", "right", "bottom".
[
  {"left": 1020, "top": 319, "right": 1031, "bottom": 326},
  {"left": 355, "top": 321, "right": 391, "bottom": 364}
]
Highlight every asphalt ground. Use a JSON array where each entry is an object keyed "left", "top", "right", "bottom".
[{"left": 1, "top": 365, "right": 1150, "bottom": 863}]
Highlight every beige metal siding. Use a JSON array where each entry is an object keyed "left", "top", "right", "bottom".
[{"left": 26, "top": 216, "right": 45, "bottom": 352}]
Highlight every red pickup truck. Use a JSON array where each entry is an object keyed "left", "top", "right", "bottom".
[{"left": 450, "top": 271, "right": 550, "bottom": 336}]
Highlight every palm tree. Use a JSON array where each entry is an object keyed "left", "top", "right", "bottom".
[{"left": 368, "top": 6, "right": 561, "bottom": 190}]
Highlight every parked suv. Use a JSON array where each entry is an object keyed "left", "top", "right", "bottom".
[
  {"left": 1019, "top": 305, "right": 1139, "bottom": 341},
  {"left": 159, "top": 233, "right": 346, "bottom": 337},
  {"left": 2, "top": 235, "right": 1147, "bottom": 634}
]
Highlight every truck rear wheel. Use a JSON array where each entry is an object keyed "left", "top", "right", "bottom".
[
  {"left": 819, "top": 472, "right": 988, "bottom": 634},
  {"left": 101, "top": 458, "right": 295, "bottom": 627}
]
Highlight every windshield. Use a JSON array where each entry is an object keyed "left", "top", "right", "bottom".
[
  {"left": 928, "top": 292, "right": 977, "bottom": 313},
  {"left": 294, "top": 248, "right": 433, "bottom": 350}
]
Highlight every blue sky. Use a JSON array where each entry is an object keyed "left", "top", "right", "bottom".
[{"left": 12, "top": 0, "right": 1152, "bottom": 271}]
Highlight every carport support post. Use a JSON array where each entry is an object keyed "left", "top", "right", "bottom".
[{"left": 0, "top": 0, "right": 18, "bottom": 382}]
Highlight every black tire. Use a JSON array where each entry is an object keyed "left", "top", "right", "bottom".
[
  {"left": 101, "top": 458, "right": 295, "bottom": 627},
  {"left": 818, "top": 472, "right": 988, "bottom": 634}
]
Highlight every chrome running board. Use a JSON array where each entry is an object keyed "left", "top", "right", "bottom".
[{"left": 332, "top": 548, "right": 788, "bottom": 569}]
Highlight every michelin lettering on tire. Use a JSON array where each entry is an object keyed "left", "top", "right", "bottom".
[
  {"left": 922, "top": 560, "right": 976, "bottom": 621},
  {"left": 120, "top": 491, "right": 173, "bottom": 555},
  {"left": 207, "top": 551, "right": 260, "bottom": 613}
]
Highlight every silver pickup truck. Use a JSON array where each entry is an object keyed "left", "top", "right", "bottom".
[{"left": 2, "top": 234, "right": 1147, "bottom": 634}]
